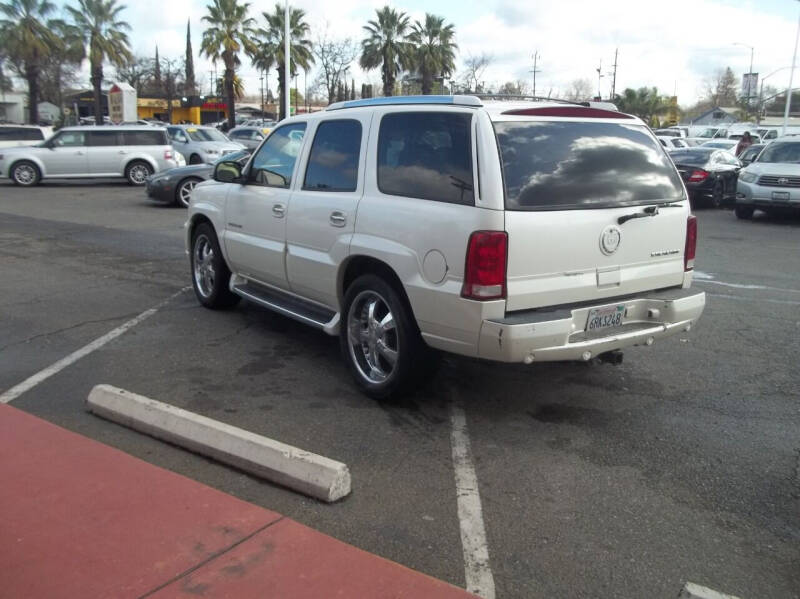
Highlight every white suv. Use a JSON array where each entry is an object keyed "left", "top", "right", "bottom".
[{"left": 186, "top": 96, "right": 705, "bottom": 398}]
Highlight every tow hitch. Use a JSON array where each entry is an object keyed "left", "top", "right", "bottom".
[{"left": 597, "top": 350, "right": 624, "bottom": 365}]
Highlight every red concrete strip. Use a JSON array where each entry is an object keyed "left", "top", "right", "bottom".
[
  {"left": 149, "top": 518, "right": 478, "bottom": 599},
  {"left": 0, "top": 404, "right": 281, "bottom": 599}
]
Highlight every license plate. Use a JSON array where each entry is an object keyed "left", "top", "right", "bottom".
[
  {"left": 586, "top": 305, "right": 625, "bottom": 332},
  {"left": 772, "top": 191, "right": 790, "bottom": 201}
]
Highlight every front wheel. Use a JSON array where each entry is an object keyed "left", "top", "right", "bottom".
[
  {"left": 735, "top": 205, "right": 755, "bottom": 220},
  {"left": 340, "top": 274, "right": 431, "bottom": 400},
  {"left": 190, "top": 223, "right": 240, "bottom": 309},
  {"left": 11, "top": 160, "right": 41, "bottom": 186}
]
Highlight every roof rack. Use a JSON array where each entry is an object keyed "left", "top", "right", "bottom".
[
  {"left": 326, "top": 95, "right": 482, "bottom": 111},
  {"left": 473, "top": 94, "right": 590, "bottom": 107}
]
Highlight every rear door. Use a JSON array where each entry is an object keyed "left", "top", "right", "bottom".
[{"left": 492, "top": 114, "right": 690, "bottom": 311}]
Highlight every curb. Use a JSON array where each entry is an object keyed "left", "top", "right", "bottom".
[{"left": 86, "top": 384, "right": 351, "bottom": 502}]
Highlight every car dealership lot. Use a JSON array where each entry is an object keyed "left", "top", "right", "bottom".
[{"left": 1, "top": 182, "right": 798, "bottom": 598}]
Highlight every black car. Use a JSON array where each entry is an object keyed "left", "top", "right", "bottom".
[
  {"left": 669, "top": 147, "right": 741, "bottom": 208},
  {"left": 738, "top": 143, "right": 765, "bottom": 166},
  {"left": 145, "top": 149, "right": 251, "bottom": 207}
]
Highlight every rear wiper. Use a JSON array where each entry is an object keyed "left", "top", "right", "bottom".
[{"left": 617, "top": 202, "right": 683, "bottom": 224}]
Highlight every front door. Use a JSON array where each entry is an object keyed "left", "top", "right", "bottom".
[
  {"left": 224, "top": 122, "right": 308, "bottom": 290},
  {"left": 45, "top": 130, "right": 88, "bottom": 176},
  {"left": 285, "top": 116, "right": 370, "bottom": 308}
]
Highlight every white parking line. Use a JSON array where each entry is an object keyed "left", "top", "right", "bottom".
[
  {"left": 449, "top": 400, "right": 496, "bottom": 599},
  {"left": 0, "top": 287, "right": 189, "bottom": 404},
  {"left": 694, "top": 271, "right": 800, "bottom": 294}
]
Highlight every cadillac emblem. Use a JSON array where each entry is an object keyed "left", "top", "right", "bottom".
[{"left": 600, "top": 225, "right": 622, "bottom": 255}]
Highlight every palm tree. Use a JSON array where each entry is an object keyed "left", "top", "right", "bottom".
[
  {"left": 67, "top": 0, "right": 132, "bottom": 125},
  {"left": 360, "top": 6, "right": 411, "bottom": 97},
  {"left": 255, "top": 4, "right": 313, "bottom": 121},
  {"left": 0, "top": 0, "right": 59, "bottom": 123},
  {"left": 408, "top": 14, "right": 456, "bottom": 95},
  {"left": 615, "top": 87, "right": 669, "bottom": 126},
  {"left": 200, "top": 0, "right": 257, "bottom": 129},
  {"left": 215, "top": 72, "right": 245, "bottom": 100}
]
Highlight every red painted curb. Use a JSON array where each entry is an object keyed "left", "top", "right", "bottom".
[{"left": 0, "top": 404, "right": 476, "bottom": 598}]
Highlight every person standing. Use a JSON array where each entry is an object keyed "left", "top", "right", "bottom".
[{"left": 735, "top": 132, "right": 754, "bottom": 156}]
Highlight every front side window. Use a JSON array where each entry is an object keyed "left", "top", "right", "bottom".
[
  {"left": 248, "top": 123, "right": 306, "bottom": 188},
  {"left": 377, "top": 112, "right": 474, "bottom": 205},
  {"left": 303, "top": 120, "right": 362, "bottom": 192},
  {"left": 52, "top": 131, "right": 85, "bottom": 147},
  {"left": 757, "top": 142, "right": 800, "bottom": 164},
  {"left": 495, "top": 121, "right": 684, "bottom": 210}
]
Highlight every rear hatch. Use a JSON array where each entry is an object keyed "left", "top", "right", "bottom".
[{"left": 493, "top": 112, "right": 690, "bottom": 311}]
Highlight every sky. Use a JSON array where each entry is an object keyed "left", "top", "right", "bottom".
[{"left": 53, "top": 0, "right": 800, "bottom": 106}]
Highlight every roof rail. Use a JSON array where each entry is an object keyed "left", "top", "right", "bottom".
[
  {"left": 326, "top": 95, "right": 482, "bottom": 111},
  {"left": 473, "top": 93, "right": 589, "bottom": 107}
]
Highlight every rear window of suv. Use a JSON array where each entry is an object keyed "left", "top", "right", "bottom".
[{"left": 494, "top": 121, "right": 685, "bottom": 210}]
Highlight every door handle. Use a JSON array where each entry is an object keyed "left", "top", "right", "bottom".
[
  {"left": 76, "top": 151, "right": 85, "bottom": 155},
  {"left": 330, "top": 211, "right": 347, "bottom": 227},
  {"left": 272, "top": 204, "right": 285, "bottom": 218},
  {"left": 118, "top": 150, "right": 128, "bottom": 155}
]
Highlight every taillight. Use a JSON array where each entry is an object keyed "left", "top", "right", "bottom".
[
  {"left": 461, "top": 231, "right": 507, "bottom": 300},
  {"left": 684, "top": 215, "right": 697, "bottom": 271},
  {"left": 164, "top": 149, "right": 174, "bottom": 160},
  {"left": 688, "top": 169, "right": 708, "bottom": 183}
]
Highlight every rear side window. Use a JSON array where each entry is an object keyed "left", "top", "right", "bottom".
[
  {"left": 303, "top": 120, "right": 361, "bottom": 192},
  {"left": 0, "top": 127, "right": 44, "bottom": 141},
  {"left": 123, "top": 130, "right": 168, "bottom": 146},
  {"left": 377, "top": 112, "right": 474, "bottom": 205},
  {"left": 495, "top": 121, "right": 685, "bottom": 210},
  {"left": 87, "top": 131, "right": 121, "bottom": 146}
]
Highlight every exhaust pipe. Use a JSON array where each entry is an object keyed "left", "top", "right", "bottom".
[{"left": 597, "top": 350, "right": 623, "bottom": 365}]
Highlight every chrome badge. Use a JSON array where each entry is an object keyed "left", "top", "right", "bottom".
[{"left": 599, "top": 225, "right": 622, "bottom": 255}]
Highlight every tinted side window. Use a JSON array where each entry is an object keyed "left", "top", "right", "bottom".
[
  {"left": 303, "top": 120, "right": 361, "bottom": 192},
  {"left": 87, "top": 131, "right": 121, "bottom": 146},
  {"left": 122, "top": 130, "right": 167, "bottom": 145},
  {"left": 4, "top": 128, "right": 44, "bottom": 141},
  {"left": 377, "top": 112, "right": 474, "bottom": 205},
  {"left": 248, "top": 123, "right": 306, "bottom": 188}
]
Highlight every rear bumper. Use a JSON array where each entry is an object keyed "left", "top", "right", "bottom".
[{"left": 477, "top": 288, "right": 705, "bottom": 363}]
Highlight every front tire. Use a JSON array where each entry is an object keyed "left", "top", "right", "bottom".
[
  {"left": 190, "top": 223, "right": 240, "bottom": 309},
  {"left": 735, "top": 205, "right": 755, "bottom": 220},
  {"left": 175, "top": 177, "right": 201, "bottom": 207},
  {"left": 125, "top": 160, "right": 153, "bottom": 186},
  {"left": 11, "top": 160, "right": 41, "bottom": 186},
  {"left": 340, "top": 274, "right": 430, "bottom": 400}
]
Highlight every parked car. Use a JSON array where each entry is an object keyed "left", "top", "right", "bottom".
[
  {"left": 227, "top": 126, "right": 272, "bottom": 151},
  {"left": 657, "top": 136, "right": 689, "bottom": 149},
  {"left": 701, "top": 139, "right": 739, "bottom": 153},
  {"left": 669, "top": 147, "right": 740, "bottom": 208},
  {"left": 166, "top": 125, "right": 245, "bottom": 164},
  {"left": 728, "top": 133, "right": 761, "bottom": 144},
  {"left": 738, "top": 143, "right": 765, "bottom": 166},
  {"left": 145, "top": 149, "right": 250, "bottom": 207},
  {"left": 243, "top": 119, "right": 277, "bottom": 128},
  {"left": 185, "top": 95, "right": 705, "bottom": 398},
  {"left": 735, "top": 138, "right": 800, "bottom": 219},
  {"left": 0, "top": 125, "right": 53, "bottom": 148},
  {"left": 0, "top": 125, "right": 178, "bottom": 186},
  {"left": 654, "top": 128, "right": 683, "bottom": 138}
]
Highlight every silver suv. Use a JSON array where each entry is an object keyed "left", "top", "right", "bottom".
[
  {"left": 0, "top": 125, "right": 177, "bottom": 186},
  {"left": 736, "top": 138, "right": 800, "bottom": 219},
  {"left": 187, "top": 96, "right": 705, "bottom": 398},
  {"left": 166, "top": 125, "right": 244, "bottom": 164}
]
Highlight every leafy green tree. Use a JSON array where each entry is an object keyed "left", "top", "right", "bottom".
[
  {"left": 408, "top": 13, "right": 456, "bottom": 95},
  {"left": 38, "top": 19, "right": 84, "bottom": 113},
  {"left": 614, "top": 87, "right": 670, "bottom": 125},
  {"left": 0, "top": 0, "right": 59, "bottom": 123},
  {"left": 67, "top": 0, "right": 132, "bottom": 125},
  {"left": 255, "top": 4, "right": 313, "bottom": 121},
  {"left": 360, "top": 6, "right": 412, "bottom": 97},
  {"left": 201, "top": 0, "right": 257, "bottom": 129}
]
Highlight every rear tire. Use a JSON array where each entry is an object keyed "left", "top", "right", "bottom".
[
  {"left": 340, "top": 274, "right": 432, "bottom": 400},
  {"left": 190, "top": 223, "right": 240, "bottom": 309},
  {"left": 735, "top": 205, "right": 755, "bottom": 220},
  {"left": 125, "top": 160, "right": 152, "bottom": 185},
  {"left": 10, "top": 160, "right": 41, "bottom": 186}
]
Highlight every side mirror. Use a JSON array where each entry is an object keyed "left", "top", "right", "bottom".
[{"left": 214, "top": 161, "right": 243, "bottom": 183}]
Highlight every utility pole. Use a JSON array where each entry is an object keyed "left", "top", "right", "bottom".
[
  {"left": 530, "top": 51, "right": 541, "bottom": 96},
  {"left": 260, "top": 72, "right": 264, "bottom": 118},
  {"left": 784, "top": 5, "right": 800, "bottom": 135},
  {"left": 610, "top": 48, "right": 618, "bottom": 99},
  {"left": 596, "top": 59, "right": 604, "bottom": 100},
  {"left": 284, "top": 0, "right": 290, "bottom": 120}
]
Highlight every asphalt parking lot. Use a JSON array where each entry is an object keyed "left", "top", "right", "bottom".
[{"left": 1, "top": 181, "right": 798, "bottom": 598}]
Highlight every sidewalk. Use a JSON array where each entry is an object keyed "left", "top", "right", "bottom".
[{"left": 0, "top": 403, "right": 476, "bottom": 598}]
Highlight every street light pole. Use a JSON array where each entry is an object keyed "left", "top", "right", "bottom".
[
  {"left": 783, "top": 4, "right": 800, "bottom": 135},
  {"left": 284, "top": 0, "right": 290, "bottom": 121}
]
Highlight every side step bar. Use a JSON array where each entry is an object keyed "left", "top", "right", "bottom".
[{"left": 231, "top": 279, "right": 340, "bottom": 335}]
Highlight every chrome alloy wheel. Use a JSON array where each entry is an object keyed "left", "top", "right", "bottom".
[
  {"left": 178, "top": 179, "right": 197, "bottom": 207},
  {"left": 13, "top": 164, "right": 36, "bottom": 185},
  {"left": 193, "top": 234, "right": 216, "bottom": 298},
  {"left": 129, "top": 164, "right": 150, "bottom": 184},
  {"left": 347, "top": 290, "right": 398, "bottom": 384}
]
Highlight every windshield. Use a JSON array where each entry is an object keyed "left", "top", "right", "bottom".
[
  {"left": 667, "top": 149, "right": 713, "bottom": 165},
  {"left": 495, "top": 120, "right": 684, "bottom": 211},
  {"left": 696, "top": 128, "right": 717, "bottom": 138},
  {"left": 212, "top": 150, "right": 250, "bottom": 165},
  {"left": 186, "top": 128, "right": 229, "bottom": 142},
  {"left": 757, "top": 142, "right": 800, "bottom": 164}
]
